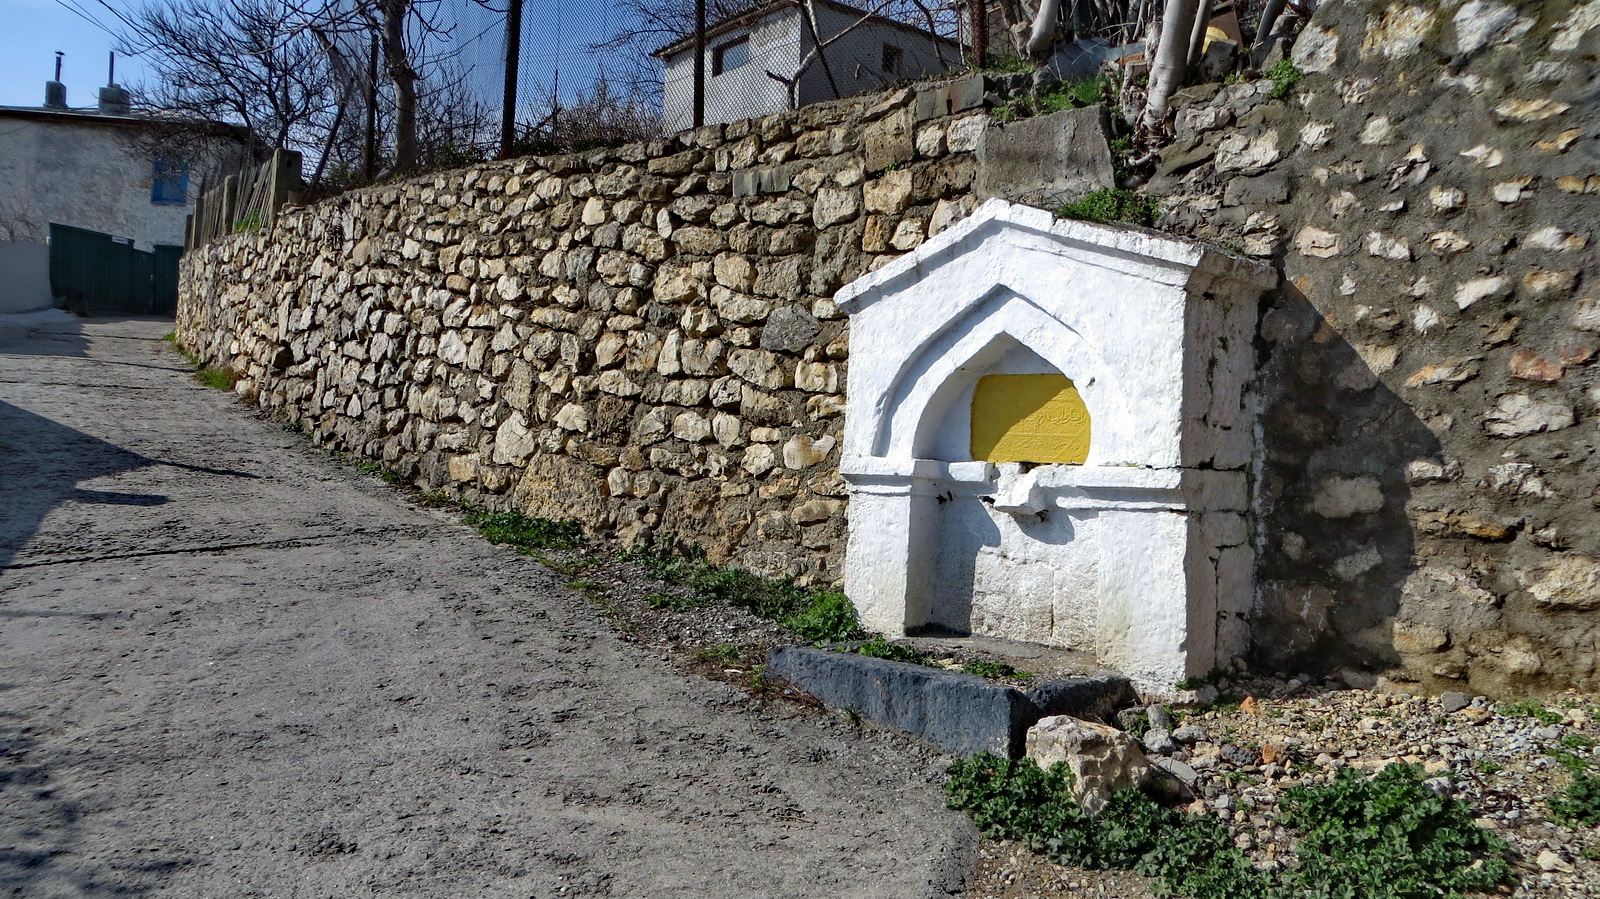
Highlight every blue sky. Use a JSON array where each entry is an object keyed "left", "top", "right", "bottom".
[
  {"left": 1, "top": 0, "right": 650, "bottom": 115},
  {"left": 0, "top": 0, "right": 151, "bottom": 108}
]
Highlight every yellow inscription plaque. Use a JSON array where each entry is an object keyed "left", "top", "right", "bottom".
[{"left": 969, "top": 374, "right": 1090, "bottom": 464}]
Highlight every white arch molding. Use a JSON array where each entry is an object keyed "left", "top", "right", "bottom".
[{"left": 836, "top": 200, "right": 1276, "bottom": 693}]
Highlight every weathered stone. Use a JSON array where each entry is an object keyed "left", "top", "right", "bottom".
[
  {"left": 1214, "top": 130, "right": 1282, "bottom": 174},
  {"left": 812, "top": 188, "right": 861, "bottom": 228},
  {"left": 1312, "top": 476, "right": 1384, "bottom": 518},
  {"left": 553, "top": 403, "right": 590, "bottom": 431},
  {"left": 782, "top": 434, "right": 835, "bottom": 469},
  {"left": 974, "top": 106, "right": 1115, "bottom": 205},
  {"left": 1026, "top": 716, "right": 1154, "bottom": 817},
  {"left": 760, "top": 305, "right": 822, "bottom": 353},
  {"left": 1295, "top": 226, "right": 1342, "bottom": 258},
  {"left": 1453, "top": 276, "right": 1509, "bottom": 310},
  {"left": 862, "top": 106, "right": 913, "bottom": 172},
  {"left": 1483, "top": 394, "right": 1575, "bottom": 437},
  {"left": 1509, "top": 349, "right": 1564, "bottom": 381},
  {"left": 863, "top": 170, "right": 914, "bottom": 215},
  {"left": 1517, "top": 556, "right": 1600, "bottom": 610},
  {"left": 1291, "top": 24, "right": 1340, "bottom": 72}
]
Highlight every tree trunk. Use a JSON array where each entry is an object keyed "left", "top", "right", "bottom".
[
  {"left": 381, "top": 0, "right": 418, "bottom": 173},
  {"left": 1140, "top": 0, "right": 1202, "bottom": 131}
]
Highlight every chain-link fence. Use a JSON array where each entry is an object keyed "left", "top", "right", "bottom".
[{"left": 425, "top": 0, "right": 977, "bottom": 162}]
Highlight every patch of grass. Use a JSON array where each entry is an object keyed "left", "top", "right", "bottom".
[
  {"left": 693, "top": 643, "right": 742, "bottom": 666},
  {"left": 564, "top": 579, "right": 599, "bottom": 591},
  {"left": 960, "top": 660, "right": 1030, "bottom": 680},
  {"left": 853, "top": 636, "right": 938, "bottom": 667},
  {"left": 621, "top": 535, "right": 861, "bottom": 643},
  {"left": 194, "top": 366, "right": 237, "bottom": 391},
  {"left": 1561, "top": 733, "right": 1597, "bottom": 751},
  {"left": 162, "top": 331, "right": 178, "bottom": 344},
  {"left": 465, "top": 510, "right": 584, "bottom": 552},
  {"left": 1264, "top": 59, "right": 1303, "bottom": 100},
  {"left": 980, "top": 54, "right": 1034, "bottom": 73},
  {"left": 1055, "top": 189, "right": 1161, "bottom": 228},
  {"left": 1476, "top": 758, "right": 1503, "bottom": 776},
  {"left": 944, "top": 758, "right": 1513, "bottom": 899},
  {"left": 645, "top": 590, "right": 703, "bottom": 612},
  {"left": 1498, "top": 699, "right": 1564, "bottom": 726},
  {"left": 1037, "top": 75, "right": 1106, "bottom": 113},
  {"left": 1548, "top": 748, "right": 1590, "bottom": 773},
  {"left": 282, "top": 419, "right": 305, "bottom": 434},
  {"left": 413, "top": 491, "right": 457, "bottom": 509},
  {"left": 355, "top": 460, "right": 407, "bottom": 485}
]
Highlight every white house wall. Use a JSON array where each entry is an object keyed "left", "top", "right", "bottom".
[
  {"left": 797, "top": 9, "right": 960, "bottom": 107},
  {"left": 661, "top": 14, "right": 803, "bottom": 133},
  {"left": 0, "top": 118, "right": 199, "bottom": 251}
]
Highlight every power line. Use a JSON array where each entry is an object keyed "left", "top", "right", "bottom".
[{"left": 51, "top": 0, "right": 118, "bottom": 37}]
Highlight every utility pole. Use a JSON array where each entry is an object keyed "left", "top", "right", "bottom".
[
  {"left": 970, "top": 0, "right": 987, "bottom": 69},
  {"left": 500, "top": 0, "right": 523, "bottom": 158},
  {"left": 693, "top": 0, "right": 706, "bottom": 128}
]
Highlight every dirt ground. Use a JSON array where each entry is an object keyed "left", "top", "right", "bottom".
[{"left": 0, "top": 314, "right": 975, "bottom": 898}]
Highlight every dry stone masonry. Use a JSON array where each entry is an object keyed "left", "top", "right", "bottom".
[
  {"left": 1146, "top": 0, "right": 1600, "bottom": 695},
  {"left": 180, "top": 0, "right": 1600, "bottom": 698},
  {"left": 179, "top": 87, "right": 1007, "bottom": 583}
]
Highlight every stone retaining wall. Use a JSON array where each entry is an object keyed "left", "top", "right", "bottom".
[
  {"left": 179, "top": 88, "right": 998, "bottom": 583},
  {"left": 1147, "top": 0, "right": 1600, "bottom": 694}
]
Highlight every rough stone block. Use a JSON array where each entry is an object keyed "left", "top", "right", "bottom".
[{"left": 975, "top": 106, "right": 1115, "bottom": 207}]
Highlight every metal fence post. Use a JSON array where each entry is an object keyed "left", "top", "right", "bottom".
[
  {"left": 501, "top": 0, "right": 524, "bottom": 157},
  {"left": 693, "top": 0, "right": 706, "bottom": 128}
]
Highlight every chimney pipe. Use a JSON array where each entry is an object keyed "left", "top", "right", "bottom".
[
  {"left": 44, "top": 51, "right": 67, "bottom": 109},
  {"left": 98, "top": 51, "right": 131, "bottom": 115}
]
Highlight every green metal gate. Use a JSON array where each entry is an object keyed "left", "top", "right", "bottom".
[{"left": 48, "top": 224, "right": 182, "bottom": 316}]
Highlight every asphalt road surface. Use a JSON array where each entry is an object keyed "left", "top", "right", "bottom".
[{"left": 0, "top": 314, "right": 974, "bottom": 898}]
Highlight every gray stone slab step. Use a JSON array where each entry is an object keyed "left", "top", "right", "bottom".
[{"left": 766, "top": 645, "right": 1137, "bottom": 758}]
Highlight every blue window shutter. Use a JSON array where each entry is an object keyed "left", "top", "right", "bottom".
[{"left": 152, "top": 155, "right": 189, "bottom": 206}]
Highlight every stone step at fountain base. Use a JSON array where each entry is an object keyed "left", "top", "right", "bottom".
[{"left": 766, "top": 636, "right": 1138, "bottom": 758}]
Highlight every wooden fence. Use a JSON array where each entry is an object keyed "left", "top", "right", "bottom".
[{"left": 185, "top": 149, "right": 305, "bottom": 251}]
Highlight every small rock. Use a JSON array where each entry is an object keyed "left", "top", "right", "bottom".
[
  {"left": 1440, "top": 691, "right": 1471, "bottom": 713},
  {"left": 1172, "top": 724, "right": 1208, "bottom": 744},
  {"left": 1142, "top": 727, "right": 1179, "bottom": 755},
  {"left": 1536, "top": 849, "right": 1573, "bottom": 873},
  {"left": 1026, "top": 716, "right": 1154, "bottom": 817},
  {"left": 1423, "top": 777, "right": 1455, "bottom": 796},
  {"left": 1148, "top": 705, "right": 1174, "bottom": 731}
]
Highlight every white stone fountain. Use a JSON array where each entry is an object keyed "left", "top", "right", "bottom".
[{"left": 836, "top": 200, "right": 1276, "bottom": 692}]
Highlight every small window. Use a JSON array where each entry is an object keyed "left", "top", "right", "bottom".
[
  {"left": 881, "top": 44, "right": 903, "bottom": 76},
  {"left": 713, "top": 36, "right": 750, "bottom": 75},
  {"left": 151, "top": 155, "right": 189, "bottom": 206}
]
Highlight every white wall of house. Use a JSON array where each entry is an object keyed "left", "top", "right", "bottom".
[
  {"left": 798, "top": 5, "right": 961, "bottom": 107},
  {"left": 660, "top": 5, "right": 958, "bottom": 133},
  {"left": 0, "top": 114, "right": 221, "bottom": 252},
  {"left": 661, "top": 14, "right": 803, "bottom": 133}
]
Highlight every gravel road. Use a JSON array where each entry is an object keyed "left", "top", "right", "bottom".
[{"left": 0, "top": 314, "right": 975, "bottom": 898}]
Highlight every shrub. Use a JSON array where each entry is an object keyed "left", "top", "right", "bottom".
[
  {"left": 1265, "top": 59, "right": 1302, "bottom": 100},
  {"left": 783, "top": 590, "right": 862, "bottom": 644}
]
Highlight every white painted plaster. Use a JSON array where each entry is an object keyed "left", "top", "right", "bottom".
[{"left": 839, "top": 199, "right": 1276, "bottom": 693}]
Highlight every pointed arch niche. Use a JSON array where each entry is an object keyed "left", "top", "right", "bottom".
[{"left": 836, "top": 200, "right": 1276, "bottom": 692}]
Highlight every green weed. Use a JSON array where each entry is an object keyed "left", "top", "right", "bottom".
[
  {"left": 1476, "top": 758, "right": 1502, "bottom": 776},
  {"left": 622, "top": 535, "right": 861, "bottom": 643},
  {"left": 981, "top": 54, "right": 1034, "bottom": 73},
  {"left": 355, "top": 461, "right": 406, "bottom": 485},
  {"left": 1281, "top": 764, "right": 1514, "bottom": 898},
  {"left": 1561, "top": 733, "right": 1597, "bottom": 751},
  {"left": 194, "top": 366, "right": 237, "bottom": 390},
  {"left": 1265, "top": 59, "right": 1302, "bottom": 100},
  {"left": 693, "top": 643, "right": 742, "bottom": 666},
  {"left": 1498, "top": 699, "right": 1563, "bottom": 726},
  {"left": 960, "top": 660, "right": 1030, "bottom": 680},
  {"left": 465, "top": 510, "right": 584, "bottom": 552},
  {"left": 645, "top": 590, "right": 703, "bottom": 611},
  {"left": 854, "top": 636, "right": 937, "bottom": 667},
  {"left": 943, "top": 757, "right": 1513, "bottom": 899},
  {"left": 1055, "top": 189, "right": 1161, "bottom": 227}
]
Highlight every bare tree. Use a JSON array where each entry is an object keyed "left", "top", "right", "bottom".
[{"left": 119, "top": 0, "right": 338, "bottom": 154}]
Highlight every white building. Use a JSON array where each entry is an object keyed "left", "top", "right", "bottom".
[
  {"left": 0, "top": 80, "right": 251, "bottom": 312},
  {"left": 655, "top": 0, "right": 962, "bottom": 133}
]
